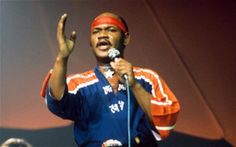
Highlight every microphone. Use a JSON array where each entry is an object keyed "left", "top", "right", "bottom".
[
  {"left": 108, "top": 48, "right": 128, "bottom": 80},
  {"left": 108, "top": 48, "right": 120, "bottom": 61},
  {"left": 108, "top": 48, "right": 131, "bottom": 147}
]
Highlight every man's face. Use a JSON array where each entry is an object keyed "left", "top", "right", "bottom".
[{"left": 90, "top": 23, "right": 124, "bottom": 61}]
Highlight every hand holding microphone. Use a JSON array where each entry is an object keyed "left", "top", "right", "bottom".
[
  {"left": 108, "top": 48, "right": 135, "bottom": 85},
  {"left": 108, "top": 48, "right": 134, "bottom": 146}
]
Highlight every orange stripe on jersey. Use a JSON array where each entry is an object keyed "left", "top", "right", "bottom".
[
  {"left": 133, "top": 67, "right": 156, "bottom": 97},
  {"left": 40, "top": 70, "right": 98, "bottom": 97},
  {"left": 151, "top": 99, "right": 180, "bottom": 116},
  {"left": 66, "top": 70, "right": 98, "bottom": 94},
  {"left": 133, "top": 66, "right": 180, "bottom": 139},
  {"left": 133, "top": 67, "right": 168, "bottom": 101}
]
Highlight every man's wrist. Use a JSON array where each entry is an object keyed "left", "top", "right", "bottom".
[
  {"left": 130, "top": 80, "right": 141, "bottom": 90},
  {"left": 56, "top": 53, "right": 69, "bottom": 62}
]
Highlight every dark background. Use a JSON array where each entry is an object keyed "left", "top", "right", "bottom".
[{"left": 0, "top": 0, "right": 235, "bottom": 146}]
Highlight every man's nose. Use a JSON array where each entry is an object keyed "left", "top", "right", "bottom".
[{"left": 98, "top": 30, "right": 109, "bottom": 39}]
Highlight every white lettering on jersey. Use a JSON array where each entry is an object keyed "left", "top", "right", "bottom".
[
  {"left": 118, "top": 100, "right": 124, "bottom": 111},
  {"left": 103, "top": 85, "right": 113, "bottom": 95},
  {"left": 109, "top": 100, "right": 125, "bottom": 113},
  {"left": 118, "top": 84, "right": 126, "bottom": 91}
]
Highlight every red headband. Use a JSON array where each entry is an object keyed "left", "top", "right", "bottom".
[{"left": 91, "top": 16, "right": 128, "bottom": 33}]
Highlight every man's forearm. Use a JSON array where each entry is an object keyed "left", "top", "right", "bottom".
[{"left": 49, "top": 55, "right": 68, "bottom": 100}]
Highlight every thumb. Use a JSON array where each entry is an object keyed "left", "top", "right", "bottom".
[{"left": 70, "top": 31, "right": 76, "bottom": 43}]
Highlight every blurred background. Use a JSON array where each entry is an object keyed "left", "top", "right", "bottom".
[{"left": 0, "top": 0, "right": 235, "bottom": 146}]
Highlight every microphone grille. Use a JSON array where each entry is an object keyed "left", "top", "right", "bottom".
[{"left": 108, "top": 48, "right": 120, "bottom": 60}]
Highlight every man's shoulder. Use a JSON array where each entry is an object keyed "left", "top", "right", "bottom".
[
  {"left": 65, "top": 69, "right": 99, "bottom": 92},
  {"left": 66, "top": 69, "right": 97, "bottom": 83},
  {"left": 133, "top": 66, "right": 159, "bottom": 76}
]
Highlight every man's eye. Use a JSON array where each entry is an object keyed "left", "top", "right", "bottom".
[
  {"left": 108, "top": 28, "right": 117, "bottom": 32},
  {"left": 92, "top": 30, "right": 99, "bottom": 34}
]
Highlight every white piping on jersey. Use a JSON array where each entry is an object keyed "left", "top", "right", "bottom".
[
  {"left": 155, "top": 125, "right": 175, "bottom": 131},
  {"left": 66, "top": 72, "right": 99, "bottom": 94},
  {"left": 66, "top": 72, "right": 96, "bottom": 83},
  {"left": 151, "top": 99, "right": 172, "bottom": 106},
  {"left": 134, "top": 68, "right": 172, "bottom": 105},
  {"left": 44, "top": 96, "right": 48, "bottom": 105},
  {"left": 135, "top": 75, "right": 156, "bottom": 97},
  {"left": 151, "top": 130, "right": 162, "bottom": 141}
]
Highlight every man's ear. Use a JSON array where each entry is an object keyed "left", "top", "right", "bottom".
[{"left": 123, "top": 32, "right": 130, "bottom": 46}]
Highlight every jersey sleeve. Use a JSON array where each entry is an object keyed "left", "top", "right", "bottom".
[
  {"left": 149, "top": 70, "right": 180, "bottom": 139},
  {"left": 134, "top": 67, "right": 180, "bottom": 140},
  {"left": 40, "top": 70, "right": 84, "bottom": 121}
]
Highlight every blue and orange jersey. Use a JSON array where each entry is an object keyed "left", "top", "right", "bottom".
[{"left": 40, "top": 66, "right": 180, "bottom": 146}]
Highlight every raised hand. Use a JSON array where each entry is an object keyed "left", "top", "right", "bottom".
[
  {"left": 48, "top": 13, "right": 77, "bottom": 100},
  {"left": 57, "top": 13, "right": 76, "bottom": 58}
]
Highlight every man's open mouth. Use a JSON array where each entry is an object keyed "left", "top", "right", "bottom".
[{"left": 96, "top": 41, "right": 112, "bottom": 48}]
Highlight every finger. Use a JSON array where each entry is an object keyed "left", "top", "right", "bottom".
[
  {"left": 114, "top": 58, "right": 121, "bottom": 63},
  {"left": 110, "top": 58, "right": 122, "bottom": 69},
  {"left": 70, "top": 31, "right": 77, "bottom": 43},
  {"left": 110, "top": 61, "right": 116, "bottom": 69},
  {"left": 57, "top": 13, "right": 68, "bottom": 41}
]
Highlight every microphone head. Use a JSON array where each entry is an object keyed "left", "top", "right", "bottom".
[{"left": 108, "top": 48, "right": 120, "bottom": 61}]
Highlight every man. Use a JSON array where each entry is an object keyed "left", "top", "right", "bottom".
[{"left": 40, "top": 12, "right": 180, "bottom": 146}]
